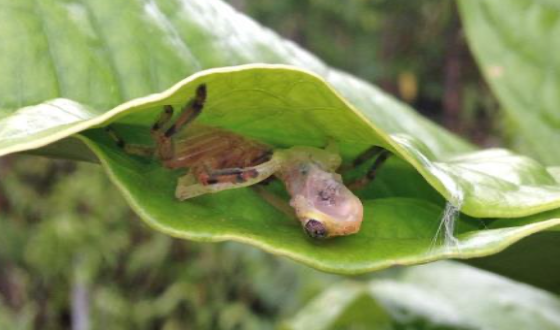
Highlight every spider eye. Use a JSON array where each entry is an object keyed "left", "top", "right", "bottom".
[{"left": 304, "top": 219, "right": 328, "bottom": 239}]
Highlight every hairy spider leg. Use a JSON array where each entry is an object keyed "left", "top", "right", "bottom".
[
  {"left": 153, "top": 84, "right": 207, "bottom": 160},
  {"left": 175, "top": 156, "right": 281, "bottom": 200},
  {"left": 105, "top": 84, "right": 207, "bottom": 159},
  {"left": 164, "top": 84, "right": 207, "bottom": 139},
  {"left": 105, "top": 126, "right": 155, "bottom": 157},
  {"left": 146, "top": 105, "right": 175, "bottom": 159},
  {"left": 349, "top": 146, "right": 391, "bottom": 190},
  {"left": 352, "top": 146, "right": 385, "bottom": 167},
  {"left": 206, "top": 167, "right": 260, "bottom": 184},
  {"left": 152, "top": 105, "right": 174, "bottom": 132}
]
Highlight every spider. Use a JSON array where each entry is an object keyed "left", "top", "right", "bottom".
[{"left": 107, "top": 84, "right": 390, "bottom": 239}]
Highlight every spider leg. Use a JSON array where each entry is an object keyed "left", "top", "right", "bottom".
[
  {"left": 352, "top": 146, "right": 386, "bottom": 167},
  {"left": 105, "top": 126, "right": 154, "bottom": 157},
  {"left": 152, "top": 84, "right": 207, "bottom": 160},
  {"left": 164, "top": 84, "right": 207, "bottom": 139},
  {"left": 151, "top": 105, "right": 174, "bottom": 135},
  {"left": 348, "top": 147, "right": 391, "bottom": 190},
  {"left": 150, "top": 105, "right": 175, "bottom": 160},
  {"left": 175, "top": 157, "right": 280, "bottom": 200}
]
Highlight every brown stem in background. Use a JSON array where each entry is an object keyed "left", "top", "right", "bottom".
[
  {"left": 0, "top": 157, "right": 12, "bottom": 214},
  {"left": 0, "top": 264, "right": 24, "bottom": 310},
  {"left": 0, "top": 185, "right": 10, "bottom": 214},
  {"left": 442, "top": 5, "right": 465, "bottom": 133},
  {"left": 377, "top": 18, "right": 400, "bottom": 96}
]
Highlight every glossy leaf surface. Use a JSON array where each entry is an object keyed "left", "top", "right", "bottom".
[
  {"left": 459, "top": 0, "right": 560, "bottom": 165},
  {"left": 283, "top": 262, "right": 560, "bottom": 330},
  {"left": 0, "top": 0, "right": 559, "bottom": 275}
]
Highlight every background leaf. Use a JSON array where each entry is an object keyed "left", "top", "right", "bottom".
[
  {"left": 459, "top": 0, "right": 560, "bottom": 165},
  {"left": 0, "top": 0, "right": 467, "bottom": 158},
  {"left": 281, "top": 282, "right": 393, "bottom": 330},
  {"left": 283, "top": 261, "right": 560, "bottom": 330}
]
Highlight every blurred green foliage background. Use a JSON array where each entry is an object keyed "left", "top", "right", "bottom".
[
  {"left": 0, "top": 1, "right": 517, "bottom": 329},
  {"left": 0, "top": 157, "right": 338, "bottom": 329}
]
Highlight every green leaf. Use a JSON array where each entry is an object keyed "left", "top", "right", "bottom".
[
  {"left": 4, "top": 66, "right": 560, "bottom": 219},
  {"left": 284, "top": 262, "right": 560, "bottom": 330},
  {"left": 83, "top": 122, "right": 560, "bottom": 275},
  {"left": 0, "top": 0, "right": 466, "bottom": 158},
  {"left": 459, "top": 0, "right": 560, "bottom": 165},
  {"left": 1, "top": 0, "right": 560, "bottom": 275},
  {"left": 280, "top": 282, "right": 393, "bottom": 330},
  {"left": 467, "top": 230, "right": 560, "bottom": 293}
]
